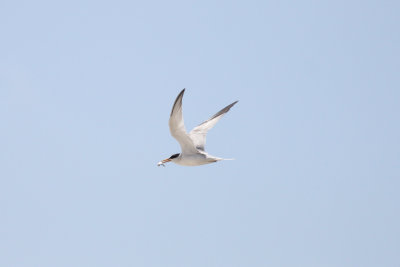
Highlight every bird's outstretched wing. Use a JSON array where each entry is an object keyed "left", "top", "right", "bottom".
[
  {"left": 189, "top": 100, "right": 238, "bottom": 151},
  {"left": 169, "top": 89, "right": 199, "bottom": 154}
]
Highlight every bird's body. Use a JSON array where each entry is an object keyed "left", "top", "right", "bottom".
[
  {"left": 170, "top": 151, "right": 222, "bottom": 166},
  {"left": 158, "top": 89, "right": 237, "bottom": 167}
]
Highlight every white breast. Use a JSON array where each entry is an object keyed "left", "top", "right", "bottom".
[{"left": 173, "top": 153, "right": 217, "bottom": 166}]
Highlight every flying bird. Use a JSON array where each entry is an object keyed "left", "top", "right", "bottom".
[{"left": 158, "top": 89, "right": 238, "bottom": 167}]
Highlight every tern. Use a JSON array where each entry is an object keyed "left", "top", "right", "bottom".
[{"left": 158, "top": 89, "right": 238, "bottom": 167}]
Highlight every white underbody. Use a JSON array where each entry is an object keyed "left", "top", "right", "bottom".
[{"left": 172, "top": 152, "right": 223, "bottom": 166}]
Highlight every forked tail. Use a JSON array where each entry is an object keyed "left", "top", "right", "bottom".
[{"left": 214, "top": 157, "right": 234, "bottom": 161}]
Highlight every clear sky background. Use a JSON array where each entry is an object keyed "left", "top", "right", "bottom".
[{"left": 1, "top": 0, "right": 399, "bottom": 266}]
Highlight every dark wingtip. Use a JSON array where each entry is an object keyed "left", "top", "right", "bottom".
[
  {"left": 170, "top": 88, "right": 186, "bottom": 117},
  {"left": 178, "top": 88, "right": 185, "bottom": 96},
  {"left": 226, "top": 100, "right": 239, "bottom": 110},
  {"left": 204, "top": 100, "right": 239, "bottom": 122}
]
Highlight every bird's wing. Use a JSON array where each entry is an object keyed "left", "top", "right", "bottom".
[
  {"left": 169, "top": 89, "right": 199, "bottom": 154},
  {"left": 189, "top": 100, "right": 238, "bottom": 151}
]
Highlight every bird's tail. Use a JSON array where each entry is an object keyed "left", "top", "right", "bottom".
[
  {"left": 207, "top": 154, "right": 234, "bottom": 162},
  {"left": 214, "top": 157, "right": 234, "bottom": 161}
]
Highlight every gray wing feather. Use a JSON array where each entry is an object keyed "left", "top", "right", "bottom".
[
  {"left": 189, "top": 100, "right": 238, "bottom": 151},
  {"left": 169, "top": 89, "right": 199, "bottom": 154}
]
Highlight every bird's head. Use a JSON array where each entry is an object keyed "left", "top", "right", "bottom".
[{"left": 157, "top": 153, "right": 180, "bottom": 166}]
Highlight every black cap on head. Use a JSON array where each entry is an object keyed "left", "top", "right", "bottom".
[{"left": 169, "top": 153, "right": 180, "bottom": 159}]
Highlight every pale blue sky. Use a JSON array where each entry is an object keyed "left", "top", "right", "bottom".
[{"left": 1, "top": 0, "right": 399, "bottom": 266}]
